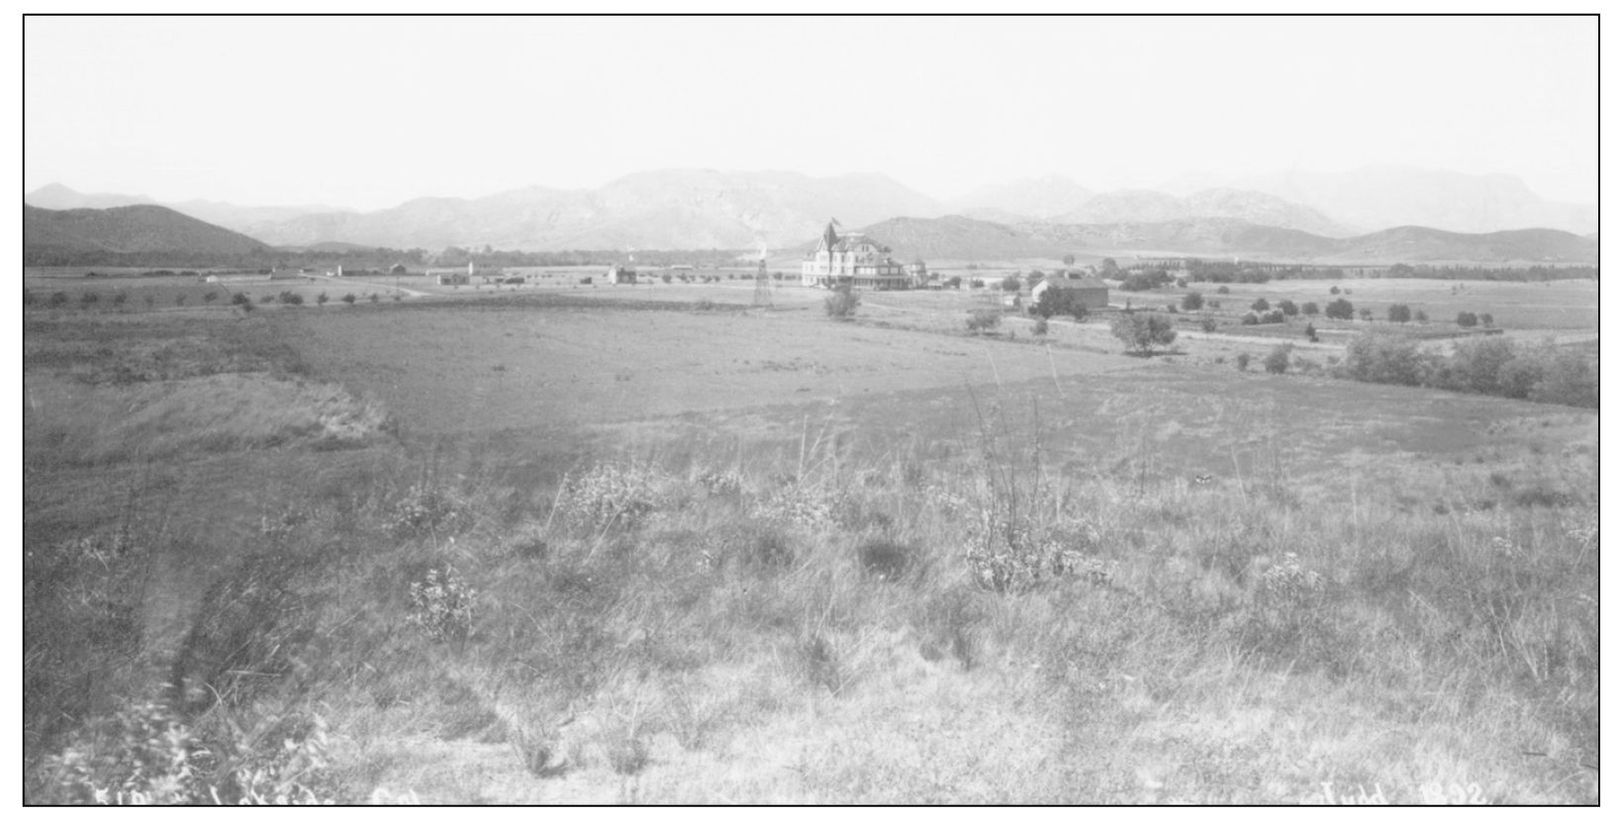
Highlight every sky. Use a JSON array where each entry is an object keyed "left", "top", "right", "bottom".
[{"left": 23, "top": 15, "right": 1600, "bottom": 210}]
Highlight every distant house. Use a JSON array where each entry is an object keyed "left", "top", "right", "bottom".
[
  {"left": 607, "top": 263, "right": 638, "bottom": 285},
  {"left": 1029, "top": 274, "right": 1109, "bottom": 312},
  {"left": 389, "top": 263, "right": 408, "bottom": 275},
  {"left": 436, "top": 271, "right": 469, "bottom": 286},
  {"left": 801, "top": 220, "right": 909, "bottom": 290}
]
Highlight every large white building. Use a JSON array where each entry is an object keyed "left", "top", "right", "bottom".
[{"left": 800, "top": 221, "right": 909, "bottom": 290}]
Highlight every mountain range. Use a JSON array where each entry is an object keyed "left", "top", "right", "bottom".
[
  {"left": 27, "top": 164, "right": 1596, "bottom": 253},
  {"left": 853, "top": 216, "right": 1597, "bottom": 265}
]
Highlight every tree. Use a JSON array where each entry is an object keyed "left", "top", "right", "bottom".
[
  {"left": 1264, "top": 343, "right": 1293, "bottom": 374},
  {"left": 1118, "top": 274, "right": 1153, "bottom": 292},
  {"left": 1181, "top": 291, "right": 1204, "bottom": 311},
  {"left": 1241, "top": 312, "right": 1260, "bottom": 326},
  {"left": 1236, "top": 352, "right": 1251, "bottom": 371},
  {"left": 1001, "top": 275, "right": 1022, "bottom": 293},
  {"left": 1457, "top": 311, "right": 1478, "bottom": 328},
  {"left": 1201, "top": 316, "right": 1217, "bottom": 333},
  {"left": 1305, "top": 323, "right": 1319, "bottom": 342},
  {"left": 112, "top": 292, "right": 128, "bottom": 308},
  {"left": 824, "top": 285, "right": 860, "bottom": 320},
  {"left": 1278, "top": 299, "right": 1298, "bottom": 317},
  {"left": 1301, "top": 301, "right": 1319, "bottom": 316},
  {"left": 1330, "top": 285, "right": 1341, "bottom": 295},
  {"left": 1388, "top": 303, "right": 1411, "bottom": 323},
  {"left": 1034, "top": 286, "right": 1087, "bottom": 321},
  {"left": 342, "top": 292, "right": 358, "bottom": 305},
  {"left": 1216, "top": 285, "right": 1230, "bottom": 294},
  {"left": 174, "top": 294, "right": 188, "bottom": 307},
  {"left": 1480, "top": 313, "right": 1495, "bottom": 329},
  {"left": 1110, "top": 311, "right": 1178, "bottom": 355},
  {"left": 1251, "top": 297, "right": 1270, "bottom": 312},
  {"left": 1025, "top": 270, "right": 1045, "bottom": 285},
  {"left": 1063, "top": 253, "right": 1076, "bottom": 267},
  {"left": 1324, "top": 298, "right": 1355, "bottom": 320},
  {"left": 1414, "top": 309, "right": 1429, "bottom": 323},
  {"left": 966, "top": 309, "right": 1002, "bottom": 334},
  {"left": 1100, "top": 258, "right": 1120, "bottom": 278},
  {"left": 370, "top": 293, "right": 380, "bottom": 304},
  {"left": 317, "top": 292, "right": 330, "bottom": 306},
  {"left": 231, "top": 292, "right": 251, "bottom": 307},
  {"left": 1030, "top": 316, "right": 1048, "bottom": 336},
  {"left": 50, "top": 291, "right": 70, "bottom": 308},
  {"left": 1358, "top": 307, "right": 1373, "bottom": 322}
]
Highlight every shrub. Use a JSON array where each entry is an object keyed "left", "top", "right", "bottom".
[
  {"left": 1166, "top": 304, "right": 1178, "bottom": 313},
  {"left": 966, "top": 309, "right": 1002, "bottom": 334},
  {"left": 1262, "top": 309, "right": 1285, "bottom": 324},
  {"left": 384, "top": 487, "right": 473, "bottom": 540},
  {"left": 50, "top": 291, "right": 70, "bottom": 308},
  {"left": 1305, "top": 323, "right": 1319, "bottom": 342},
  {"left": 1241, "top": 312, "right": 1260, "bottom": 326},
  {"left": 1301, "top": 301, "right": 1319, "bottom": 316},
  {"left": 824, "top": 286, "right": 861, "bottom": 320},
  {"left": 1415, "top": 309, "right": 1429, "bottom": 323},
  {"left": 111, "top": 292, "right": 128, "bottom": 308},
  {"left": 1109, "top": 311, "right": 1177, "bottom": 355},
  {"left": 1217, "top": 285, "right": 1230, "bottom": 294},
  {"left": 80, "top": 291, "right": 100, "bottom": 308},
  {"left": 558, "top": 461, "right": 671, "bottom": 533},
  {"left": 1480, "top": 313, "right": 1495, "bottom": 329},
  {"left": 1251, "top": 297, "right": 1270, "bottom": 312},
  {"left": 316, "top": 292, "right": 329, "bottom": 307},
  {"left": 1030, "top": 316, "right": 1048, "bottom": 336},
  {"left": 1358, "top": 308, "right": 1373, "bottom": 321},
  {"left": 369, "top": 293, "right": 379, "bottom": 304},
  {"left": 1000, "top": 275, "right": 1022, "bottom": 292},
  {"left": 1263, "top": 343, "right": 1292, "bottom": 374},
  {"left": 1277, "top": 299, "right": 1298, "bottom": 317},
  {"left": 1201, "top": 316, "right": 1217, "bottom": 333},
  {"left": 1388, "top": 303, "right": 1411, "bottom": 323},
  {"left": 1324, "top": 298, "right": 1355, "bottom": 320},
  {"left": 1181, "top": 291, "right": 1204, "bottom": 311},
  {"left": 579, "top": 276, "right": 593, "bottom": 285},
  {"left": 1457, "top": 311, "right": 1478, "bottom": 328},
  {"left": 1329, "top": 285, "right": 1341, "bottom": 294},
  {"left": 408, "top": 565, "right": 477, "bottom": 641},
  {"left": 1342, "top": 331, "right": 1426, "bottom": 386},
  {"left": 231, "top": 292, "right": 250, "bottom": 307},
  {"left": 341, "top": 293, "right": 357, "bottom": 306},
  {"left": 1236, "top": 352, "right": 1251, "bottom": 371},
  {"left": 203, "top": 291, "right": 219, "bottom": 304}
]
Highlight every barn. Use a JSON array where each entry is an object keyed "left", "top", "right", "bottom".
[{"left": 1029, "top": 274, "right": 1109, "bottom": 314}]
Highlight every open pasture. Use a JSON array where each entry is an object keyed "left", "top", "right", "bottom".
[{"left": 23, "top": 294, "right": 1599, "bottom": 805}]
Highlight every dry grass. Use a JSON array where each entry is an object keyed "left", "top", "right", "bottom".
[{"left": 22, "top": 301, "right": 1598, "bottom": 804}]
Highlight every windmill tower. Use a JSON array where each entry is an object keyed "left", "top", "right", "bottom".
[{"left": 752, "top": 246, "right": 772, "bottom": 308}]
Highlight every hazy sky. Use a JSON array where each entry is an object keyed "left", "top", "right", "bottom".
[{"left": 24, "top": 15, "right": 1599, "bottom": 209}]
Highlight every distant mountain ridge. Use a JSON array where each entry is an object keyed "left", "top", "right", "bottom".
[
  {"left": 27, "top": 164, "right": 1597, "bottom": 253},
  {"left": 851, "top": 216, "right": 1597, "bottom": 265},
  {"left": 1169, "top": 166, "right": 1597, "bottom": 236}
]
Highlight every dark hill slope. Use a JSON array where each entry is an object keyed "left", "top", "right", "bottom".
[{"left": 26, "top": 204, "right": 270, "bottom": 257}]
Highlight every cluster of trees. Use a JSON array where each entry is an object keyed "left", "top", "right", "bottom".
[
  {"left": 1031, "top": 287, "right": 1091, "bottom": 321},
  {"left": 1132, "top": 258, "right": 1597, "bottom": 285},
  {"left": 435, "top": 246, "right": 742, "bottom": 270},
  {"left": 1109, "top": 311, "right": 1177, "bottom": 354},
  {"left": 1338, "top": 333, "right": 1596, "bottom": 408}
]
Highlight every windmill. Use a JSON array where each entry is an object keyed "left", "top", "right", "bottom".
[{"left": 752, "top": 245, "right": 772, "bottom": 308}]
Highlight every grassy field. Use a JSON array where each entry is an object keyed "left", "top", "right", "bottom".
[{"left": 22, "top": 282, "right": 1599, "bottom": 804}]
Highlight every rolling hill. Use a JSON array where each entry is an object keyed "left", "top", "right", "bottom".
[{"left": 26, "top": 204, "right": 270, "bottom": 255}]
